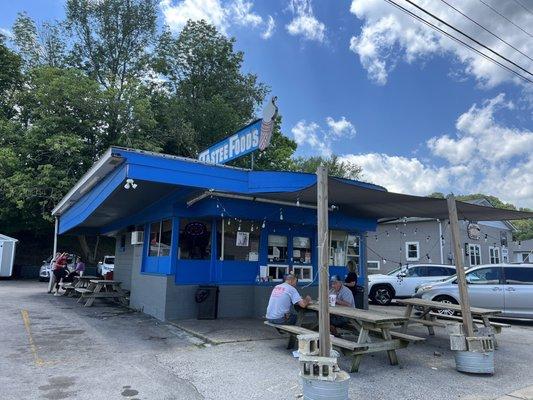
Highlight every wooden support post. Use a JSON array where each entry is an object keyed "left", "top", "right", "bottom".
[
  {"left": 447, "top": 195, "right": 475, "bottom": 338},
  {"left": 317, "top": 166, "right": 331, "bottom": 357}
]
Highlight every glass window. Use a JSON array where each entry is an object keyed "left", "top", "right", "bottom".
[
  {"left": 445, "top": 268, "right": 456, "bottom": 276},
  {"left": 219, "top": 220, "right": 260, "bottom": 261},
  {"left": 268, "top": 265, "right": 289, "bottom": 281},
  {"left": 293, "top": 265, "right": 312, "bottom": 281},
  {"left": 505, "top": 267, "right": 533, "bottom": 285},
  {"left": 293, "top": 236, "right": 312, "bottom": 264},
  {"left": 489, "top": 247, "right": 500, "bottom": 264},
  {"left": 466, "top": 267, "right": 501, "bottom": 285},
  {"left": 149, "top": 219, "right": 172, "bottom": 257},
  {"left": 179, "top": 219, "right": 212, "bottom": 260},
  {"left": 427, "top": 267, "right": 449, "bottom": 277},
  {"left": 367, "top": 261, "right": 380, "bottom": 270},
  {"left": 268, "top": 235, "right": 288, "bottom": 263},
  {"left": 405, "top": 242, "right": 420, "bottom": 261},
  {"left": 330, "top": 231, "right": 347, "bottom": 266},
  {"left": 468, "top": 244, "right": 482, "bottom": 266},
  {"left": 346, "top": 235, "right": 360, "bottom": 271},
  {"left": 407, "top": 266, "right": 427, "bottom": 277}
]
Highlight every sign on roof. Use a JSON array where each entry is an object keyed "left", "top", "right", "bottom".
[{"left": 198, "top": 97, "right": 278, "bottom": 165}]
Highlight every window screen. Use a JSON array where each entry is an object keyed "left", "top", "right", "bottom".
[{"left": 179, "top": 219, "right": 212, "bottom": 260}]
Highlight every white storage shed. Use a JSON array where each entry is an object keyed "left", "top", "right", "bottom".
[{"left": 0, "top": 234, "right": 18, "bottom": 277}]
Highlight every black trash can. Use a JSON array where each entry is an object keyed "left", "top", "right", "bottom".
[
  {"left": 355, "top": 285, "right": 365, "bottom": 309},
  {"left": 195, "top": 285, "right": 219, "bottom": 320}
]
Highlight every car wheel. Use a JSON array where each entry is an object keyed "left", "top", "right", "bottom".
[
  {"left": 433, "top": 295, "right": 458, "bottom": 316},
  {"left": 371, "top": 286, "right": 393, "bottom": 306}
]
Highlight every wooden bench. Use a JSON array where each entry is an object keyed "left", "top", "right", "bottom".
[
  {"left": 428, "top": 312, "right": 510, "bottom": 334},
  {"left": 264, "top": 320, "right": 425, "bottom": 372}
]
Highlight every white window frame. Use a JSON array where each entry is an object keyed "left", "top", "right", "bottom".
[
  {"left": 468, "top": 243, "right": 482, "bottom": 266},
  {"left": 489, "top": 246, "right": 501, "bottom": 264},
  {"left": 292, "top": 265, "right": 313, "bottom": 282},
  {"left": 367, "top": 260, "right": 380, "bottom": 271},
  {"left": 267, "top": 264, "right": 289, "bottom": 282},
  {"left": 405, "top": 241, "right": 420, "bottom": 262}
]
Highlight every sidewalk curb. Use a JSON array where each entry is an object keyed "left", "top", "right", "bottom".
[{"left": 495, "top": 385, "right": 533, "bottom": 400}]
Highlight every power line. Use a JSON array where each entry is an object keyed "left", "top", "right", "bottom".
[
  {"left": 477, "top": 0, "right": 532, "bottom": 38},
  {"left": 438, "top": 0, "right": 533, "bottom": 63},
  {"left": 382, "top": 0, "right": 533, "bottom": 84},
  {"left": 402, "top": 0, "right": 533, "bottom": 77},
  {"left": 479, "top": 0, "right": 533, "bottom": 37},
  {"left": 511, "top": 0, "right": 533, "bottom": 16}
]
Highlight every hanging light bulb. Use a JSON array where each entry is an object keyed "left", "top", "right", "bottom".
[
  {"left": 395, "top": 224, "right": 399, "bottom": 231},
  {"left": 382, "top": 258, "right": 387, "bottom": 264},
  {"left": 251, "top": 225, "right": 254, "bottom": 232},
  {"left": 426, "top": 235, "right": 430, "bottom": 242},
  {"left": 386, "top": 231, "right": 390, "bottom": 237},
  {"left": 262, "top": 219, "right": 266, "bottom": 229},
  {"left": 414, "top": 228, "right": 418, "bottom": 235},
  {"left": 238, "top": 221, "right": 241, "bottom": 231},
  {"left": 484, "top": 234, "right": 488, "bottom": 242},
  {"left": 279, "top": 209, "right": 283, "bottom": 221},
  {"left": 375, "top": 235, "right": 378, "bottom": 241},
  {"left": 296, "top": 197, "right": 300, "bottom": 207},
  {"left": 216, "top": 203, "right": 219, "bottom": 209},
  {"left": 228, "top": 219, "right": 231, "bottom": 226}
]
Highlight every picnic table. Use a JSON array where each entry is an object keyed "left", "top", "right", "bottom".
[
  {"left": 75, "top": 280, "right": 127, "bottom": 307},
  {"left": 61, "top": 275, "right": 99, "bottom": 297},
  {"left": 266, "top": 303, "right": 424, "bottom": 373},
  {"left": 396, "top": 298, "right": 506, "bottom": 342}
]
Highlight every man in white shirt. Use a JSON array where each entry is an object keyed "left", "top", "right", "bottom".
[{"left": 266, "top": 273, "right": 311, "bottom": 325}]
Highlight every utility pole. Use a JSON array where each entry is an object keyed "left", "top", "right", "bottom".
[
  {"left": 447, "top": 195, "right": 475, "bottom": 337},
  {"left": 317, "top": 166, "right": 331, "bottom": 356}
]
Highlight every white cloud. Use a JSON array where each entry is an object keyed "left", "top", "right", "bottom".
[
  {"left": 0, "top": 28, "right": 12, "bottom": 38},
  {"left": 291, "top": 116, "right": 357, "bottom": 157},
  {"left": 160, "top": 0, "right": 275, "bottom": 38},
  {"left": 338, "top": 94, "right": 533, "bottom": 208},
  {"left": 286, "top": 0, "right": 325, "bottom": 43},
  {"left": 326, "top": 116, "right": 356, "bottom": 138},
  {"left": 262, "top": 16, "right": 276, "bottom": 39},
  {"left": 349, "top": 0, "right": 533, "bottom": 88}
]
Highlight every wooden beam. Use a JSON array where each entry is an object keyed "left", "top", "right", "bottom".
[
  {"left": 317, "top": 166, "right": 331, "bottom": 357},
  {"left": 447, "top": 195, "right": 475, "bottom": 337}
]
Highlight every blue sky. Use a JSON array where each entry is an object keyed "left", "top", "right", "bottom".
[{"left": 1, "top": 0, "right": 532, "bottom": 207}]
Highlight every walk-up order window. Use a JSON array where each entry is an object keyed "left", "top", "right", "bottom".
[
  {"left": 178, "top": 218, "right": 212, "bottom": 260},
  {"left": 148, "top": 219, "right": 172, "bottom": 257},
  {"left": 217, "top": 219, "right": 260, "bottom": 261},
  {"left": 330, "top": 230, "right": 361, "bottom": 275}
]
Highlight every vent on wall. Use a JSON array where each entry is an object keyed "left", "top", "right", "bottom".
[{"left": 131, "top": 231, "right": 144, "bottom": 245}]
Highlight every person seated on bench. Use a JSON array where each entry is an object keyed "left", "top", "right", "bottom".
[
  {"left": 329, "top": 275, "right": 355, "bottom": 334},
  {"left": 266, "top": 273, "right": 311, "bottom": 325}
]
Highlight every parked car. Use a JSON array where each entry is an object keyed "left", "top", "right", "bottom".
[
  {"left": 368, "top": 264, "right": 456, "bottom": 305},
  {"left": 415, "top": 263, "right": 533, "bottom": 318},
  {"left": 39, "top": 253, "right": 77, "bottom": 282},
  {"left": 97, "top": 255, "right": 115, "bottom": 276}
]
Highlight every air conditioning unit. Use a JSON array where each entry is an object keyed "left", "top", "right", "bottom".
[{"left": 131, "top": 231, "right": 144, "bottom": 245}]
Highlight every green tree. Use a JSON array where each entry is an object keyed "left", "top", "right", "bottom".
[
  {"left": 0, "top": 35, "right": 23, "bottom": 119},
  {"left": 291, "top": 155, "right": 363, "bottom": 180}
]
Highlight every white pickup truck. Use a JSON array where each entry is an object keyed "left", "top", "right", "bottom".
[{"left": 368, "top": 264, "right": 456, "bottom": 305}]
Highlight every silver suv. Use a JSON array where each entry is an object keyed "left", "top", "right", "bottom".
[{"left": 415, "top": 264, "right": 533, "bottom": 318}]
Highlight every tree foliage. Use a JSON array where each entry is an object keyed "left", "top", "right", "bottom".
[{"left": 291, "top": 155, "right": 362, "bottom": 180}]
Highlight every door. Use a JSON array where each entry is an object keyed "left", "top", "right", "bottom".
[
  {"left": 503, "top": 267, "right": 533, "bottom": 318},
  {"left": 266, "top": 230, "right": 314, "bottom": 282},
  {"left": 464, "top": 266, "right": 504, "bottom": 311}
]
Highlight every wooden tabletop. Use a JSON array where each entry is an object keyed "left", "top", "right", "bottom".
[
  {"left": 76, "top": 275, "right": 98, "bottom": 280},
  {"left": 306, "top": 304, "right": 407, "bottom": 324},
  {"left": 89, "top": 280, "right": 121, "bottom": 284},
  {"left": 397, "top": 298, "right": 502, "bottom": 315}
]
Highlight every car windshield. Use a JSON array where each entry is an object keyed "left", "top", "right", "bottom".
[{"left": 104, "top": 257, "right": 115, "bottom": 264}]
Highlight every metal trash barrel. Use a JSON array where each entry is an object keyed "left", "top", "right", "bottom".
[
  {"left": 301, "top": 371, "right": 350, "bottom": 400},
  {"left": 454, "top": 351, "right": 494, "bottom": 374},
  {"left": 195, "top": 285, "right": 219, "bottom": 320},
  {"left": 355, "top": 285, "right": 365, "bottom": 309}
]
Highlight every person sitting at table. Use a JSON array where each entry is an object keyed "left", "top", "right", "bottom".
[
  {"left": 329, "top": 275, "right": 355, "bottom": 334},
  {"left": 65, "top": 257, "right": 85, "bottom": 282},
  {"left": 266, "top": 273, "right": 311, "bottom": 325}
]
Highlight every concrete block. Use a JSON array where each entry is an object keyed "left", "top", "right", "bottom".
[
  {"left": 297, "top": 333, "right": 320, "bottom": 356},
  {"left": 449, "top": 334, "right": 467, "bottom": 351},
  {"left": 446, "top": 323, "right": 464, "bottom": 335},
  {"left": 466, "top": 336, "right": 494, "bottom": 352},
  {"left": 299, "top": 354, "right": 339, "bottom": 382}
]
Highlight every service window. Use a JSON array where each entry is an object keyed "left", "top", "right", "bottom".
[
  {"left": 405, "top": 242, "right": 420, "bottom": 261},
  {"left": 465, "top": 267, "right": 501, "bottom": 285},
  {"left": 330, "top": 231, "right": 347, "bottom": 266},
  {"left": 293, "top": 266, "right": 312, "bottom": 281},
  {"left": 268, "top": 235, "right": 288, "bottom": 263},
  {"left": 504, "top": 267, "right": 533, "bottom": 285},
  {"left": 346, "top": 235, "right": 360, "bottom": 270},
  {"left": 219, "top": 219, "right": 260, "bottom": 261},
  {"left": 293, "top": 236, "right": 312, "bottom": 264},
  {"left": 268, "top": 265, "right": 289, "bottom": 281},
  {"left": 148, "top": 219, "right": 172, "bottom": 257},
  {"left": 178, "top": 219, "right": 212, "bottom": 260}
]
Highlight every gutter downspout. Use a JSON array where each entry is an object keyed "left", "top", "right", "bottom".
[
  {"left": 438, "top": 219, "right": 444, "bottom": 264},
  {"left": 48, "top": 217, "right": 59, "bottom": 293}
]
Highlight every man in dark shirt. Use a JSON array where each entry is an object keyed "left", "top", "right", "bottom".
[{"left": 344, "top": 260, "right": 359, "bottom": 306}]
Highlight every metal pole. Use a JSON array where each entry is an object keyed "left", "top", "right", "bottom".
[
  {"left": 317, "top": 166, "right": 331, "bottom": 357},
  {"left": 446, "top": 195, "right": 475, "bottom": 337},
  {"left": 438, "top": 219, "right": 444, "bottom": 264},
  {"left": 48, "top": 217, "right": 59, "bottom": 293}
]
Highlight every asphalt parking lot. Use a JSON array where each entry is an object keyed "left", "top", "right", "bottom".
[{"left": 2, "top": 280, "right": 533, "bottom": 400}]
